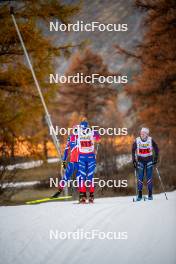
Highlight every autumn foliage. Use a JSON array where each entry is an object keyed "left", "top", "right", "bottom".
[
  {"left": 0, "top": 1, "right": 79, "bottom": 159},
  {"left": 116, "top": 0, "right": 176, "bottom": 187},
  {"left": 58, "top": 48, "right": 118, "bottom": 124}
]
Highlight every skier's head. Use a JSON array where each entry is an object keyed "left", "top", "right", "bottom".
[
  {"left": 140, "top": 127, "right": 149, "bottom": 140},
  {"left": 79, "top": 120, "right": 90, "bottom": 135},
  {"left": 80, "top": 120, "right": 89, "bottom": 130}
]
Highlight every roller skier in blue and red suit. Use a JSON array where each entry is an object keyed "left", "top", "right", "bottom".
[
  {"left": 52, "top": 120, "right": 100, "bottom": 203},
  {"left": 77, "top": 120, "right": 101, "bottom": 203},
  {"left": 52, "top": 124, "right": 80, "bottom": 198},
  {"left": 132, "top": 127, "right": 159, "bottom": 201}
]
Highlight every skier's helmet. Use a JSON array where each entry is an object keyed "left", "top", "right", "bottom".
[
  {"left": 141, "top": 127, "right": 149, "bottom": 135},
  {"left": 80, "top": 120, "right": 89, "bottom": 130},
  {"left": 140, "top": 127, "right": 149, "bottom": 140},
  {"left": 79, "top": 120, "right": 89, "bottom": 135}
]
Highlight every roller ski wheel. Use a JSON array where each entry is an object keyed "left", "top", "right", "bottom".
[{"left": 79, "top": 192, "right": 87, "bottom": 204}]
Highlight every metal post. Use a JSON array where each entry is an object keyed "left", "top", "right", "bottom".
[{"left": 10, "top": 7, "right": 68, "bottom": 195}]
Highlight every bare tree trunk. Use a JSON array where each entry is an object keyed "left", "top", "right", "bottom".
[{"left": 10, "top": 138, "right": 15, "bottom": 158}]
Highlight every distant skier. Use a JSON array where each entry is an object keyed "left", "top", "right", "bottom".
[
  {"left": 52, "top": 125, "right": 80, "bottom": 198},
  {"left": 132, "top": 127, "right": 159, "bottom": 200},
  {"left": 77, "top": 120, "right": 100, "bottom": 203}
]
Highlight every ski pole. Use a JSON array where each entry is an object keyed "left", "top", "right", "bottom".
[
  {"left": 95, "top": 143, "right": 99, "bottom": 157},
  {"left": 10, "top": 7, "right": 62, "bottom": 158},
  {"left": 155, "top": 167, "right": 168, "bottom": 200},
  {"left": 133, "top": 168, "right": 138, "bottom": 202},
  {"left": 134, "top": 168, "right": 138, "bottom": 197}
]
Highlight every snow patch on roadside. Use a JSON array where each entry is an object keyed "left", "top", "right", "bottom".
[
  {"left": 117, "top": 154, "right": 131, "bottom": 169},
  {"left": 0, "top": 158, "right": 60, "bottom": 171},
  {"left": 0, "top": 181, "right": 41, "bottom": 189}
]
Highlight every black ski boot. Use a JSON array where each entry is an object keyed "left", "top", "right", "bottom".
[
  {"left": 89, "top": 192, "right": 94, "bottom": 203},
  {"left": 79, "top": 192, "right": 87, "bottom": 204},
  {"left": 136, "top": 191, "right": 142, "bottom": 201},
  {"left": 148, "top": 190, "right": 153, "bottom": 200},
  {"left": 51, "top": 188, "right": 62, "bottom": 198}
]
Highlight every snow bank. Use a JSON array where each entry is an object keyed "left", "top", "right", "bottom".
[
  {"left": 116, "top": 154, "right": 131, "bottom": 168},
  {"left": 0, "top": 154, "right": 130, "bottom": 171},
  {"left": 0, "top": 158, "right": 60, "bottom": 171},
  {"left": 0, "top": 181, "right": 40, "bottom": 189}
]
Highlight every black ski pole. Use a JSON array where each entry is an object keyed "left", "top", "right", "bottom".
[
  {"left": 155, "top": 167, "right": 168, "bottom": 200},
  {"left": 133, "top": 168, "right": 138, "bottom": 202}
]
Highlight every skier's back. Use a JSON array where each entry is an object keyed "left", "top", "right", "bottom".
[{"left": 77, "top": 120, "right": 100, "bottom": 203}]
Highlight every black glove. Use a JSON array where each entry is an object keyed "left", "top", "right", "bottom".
[
  {"left": 133, "top": 160, "right": 137, "bottom": 168},
  {"left": 61, "top": 161, "right": 67, "bottom": 169},
  {"left": 153, "top": 157, "right": 158, "bottom": 165}
]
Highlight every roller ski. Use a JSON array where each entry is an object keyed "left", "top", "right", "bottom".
[
  {"left": 51, "top": 190, "right": 62, "bottom": 198},
  {"left": 133, "top": 197, "right": 146, "bottom": 202},
  {"left": 51, "top": 187, "right": 63, "bottom": 198},
  {"left": 77, "top": 192, "right": 95, "bottom": 204},
  {"left": 78, "top": 192, "right": 87, "bottom": 204},
  {"left": 26, "top": 195, "right": 72, "bottom": 205},
  {"left": 133, "top": 191, "right": 145, "bottom": 202},
  {"left": 144, "top": 191, "right": 153, "bottom": 201},
  {"left": 88, "top": 193, "right": 94, "bottom": 203},
  {"left": 133, "top": 190, "right": 154, "bottom": 202}
]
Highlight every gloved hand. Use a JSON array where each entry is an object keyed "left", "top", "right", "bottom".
[
  {"left": 61, "top": 161, "right": 67, "bottom": 169},
  {"left": 133, "top": 160, "right": 137, "bottom": 168},
  {"left": 153, "top": 157, "right": 158, "bottom": 165}
]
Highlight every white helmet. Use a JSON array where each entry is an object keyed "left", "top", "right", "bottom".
[{"left": 141, "top": 127, "right": 149, "bottom": 134}]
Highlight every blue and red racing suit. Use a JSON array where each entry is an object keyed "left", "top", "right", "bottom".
[
  {"left": 77, "top": 128, "right": 100, "bottom": 193},
  {"left": 59, "top": 133, "right": 80, "bottom": 189}
]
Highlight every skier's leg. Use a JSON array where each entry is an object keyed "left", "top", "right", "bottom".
[
  {"left": 52, "top": 162, "right": 74, "bottom": 198},
  {"left": 75, "top": 162, "right": 80, "bottom": 184},
  {"left": 146, "top": 161, "right": 153, "bottom": 199},
  {"left": 137, "top": 161, "right": 144, "bottom": 200},
  {"left": 87, "top": 155, "right": 96, "bottom": 203},
  {"left": 78, "top": 156, "right": 87, "bottom": 202},
  {"left": 59, "top": 162, "right": 75, "bottom": 188},
  {"left": 75, "top": 162, "right": 85, "bottom": 195}
]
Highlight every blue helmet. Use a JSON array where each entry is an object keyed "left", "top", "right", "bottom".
[{"left": 80, "top": 120, "right": 89, "bottom": 129}]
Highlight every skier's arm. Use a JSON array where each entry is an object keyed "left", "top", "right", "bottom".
[
  {"left": 92, "top": 131, "right": 100, "bottom": 155},
  {"left": 152, "top": 139, "right": 159, "bottom": 161},
  {"left": 132, "top": 141, "right": 137, "bottom": 161},
  {"left": 93, "top": 130, "right": 101, "bottom": 143},
  {"left": 62, "top": 136, "right": 70, "bottom": 161}
]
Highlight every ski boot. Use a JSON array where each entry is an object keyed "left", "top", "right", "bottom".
[
  {"left": 79, "top": 192, "right": 87, "bottom": 204},
  {"left": 136, "top": 191, "right": 142, "bottom": 201},
  {"left": 51, "top": 187, "right": 62, "bottom": 198},
  {"left": 148, "top": 191, "right": 153, "bottom": 200},
  {"left": 89, "top": 192, "right": 94, "bottom": 203}
]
